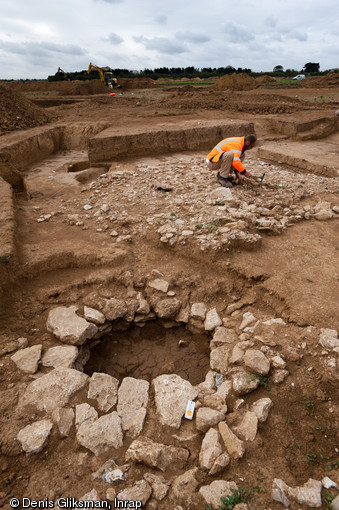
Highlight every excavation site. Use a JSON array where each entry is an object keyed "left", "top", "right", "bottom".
[{"left": 0, "top": 75, "right": 338, "bottom": 510}]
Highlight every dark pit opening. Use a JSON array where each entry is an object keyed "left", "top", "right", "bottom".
[{"left": 84, "top": 321, "right": 211, "bottom": 385}]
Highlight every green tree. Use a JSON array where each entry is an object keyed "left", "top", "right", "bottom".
[
  {"left": 273, "top": 65, "right": 284, "bottom": 72},
  {"left": 303, "top": 62, "right": 320, "bottom": 73}
]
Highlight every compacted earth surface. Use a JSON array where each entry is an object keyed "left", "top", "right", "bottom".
[{"left": 0, "top": 75, "right": 338, "bottom": 510}]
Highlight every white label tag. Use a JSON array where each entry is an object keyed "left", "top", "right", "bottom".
[{"left": 184, "top": 400, "right": 195, "bottom": 420}]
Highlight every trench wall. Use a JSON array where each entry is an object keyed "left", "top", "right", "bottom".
[{"left": 88, "top": 121, "right": 255, "bottom": 163}]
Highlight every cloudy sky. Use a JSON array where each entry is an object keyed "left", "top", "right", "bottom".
[{"left": 1, "top": 0, "right": 338, "bottom": 79}]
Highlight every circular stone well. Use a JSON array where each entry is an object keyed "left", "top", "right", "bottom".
[{"left": 84, "top": 321, "right": 210, "bottom": 385}]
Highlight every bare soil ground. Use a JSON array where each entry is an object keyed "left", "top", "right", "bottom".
[{"left": 0, "top": 75, "right": 338, "bottom": 510}]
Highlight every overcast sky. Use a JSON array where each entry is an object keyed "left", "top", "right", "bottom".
[{"left": 1, "top": 0, "right": 338, "bottom": 79}]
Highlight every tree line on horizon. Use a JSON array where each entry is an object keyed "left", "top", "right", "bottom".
[{"left": 45, "top": 61, "right": 336, "bottom": 82}]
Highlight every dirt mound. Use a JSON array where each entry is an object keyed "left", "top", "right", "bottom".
[
  {"left": 118, "top": 77, "right": 158, "bottom": 89},
  {"left": 213, "top": 73, "right": 258, "bottom": 91},
  {"left": 0, "top": 82, "right": 50, "bottom": 135},
  {"left": 256, "top": 75, "right": 277, "bottom": 84},
  {"left": 303, "top": 72, "right": 339, "bottom": 88},
  {"left": 61, "top": 80, "right": 107, "bottom": 96},
  {"left": 157, "top": 90, "right": 306, "bottom": 114}
]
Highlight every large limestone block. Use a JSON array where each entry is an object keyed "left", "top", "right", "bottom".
[
  {"left": 75, "top": 403, "right": 98, "bottom": 429},
  {"left": 76, "top": 411, "right": 123, "bottom": 455},
  {"left": 196, "top": 407, "right": 225, "bottom": 432},
  {"left": 319, "top": 328, "right": 339, "bottom": 351},
  {"left": 218, "top": 421, "right": 245, "bottom": 459},
  {"left": 126, "top": 436, "right": 189, "bottom": 472},
  {"left": 239, "top": 312, "right": 258, "bottom": 330},
  {"left": 52, "top": 408, "right": 74, "bottom": 437},
  {"left": 83, "top": 306, "right": 106, "bottom": 325},
  {"left": 11, "top": 344, "right": 42, "bottom": 374},
  {"left": 19, "top": 367, "right": 89, "bottom": 413},
  {"left": 102, "top": 298, "right": 128, "bottom": 321},
  {"left": 147, "top": 279, "right": 169, "bottom": 293},
  {"left": 199, "top": 428, "right": 222, "bottom": 470},
  {"left": 251, "top": 398, "right": 273, "bottom": 423},
  {"left": 87, "top": 372, "right": 119, "bottom": 412},
  {"left": 154, "top": 298, "right": 181, "bottom": 319},
  {"left": 153, "top": 374, "right": 198, "bottom": 429},
  {"left": 231, "top": 368, "right": 259, "bottom": 395},
  {"left": 210, "top": 345, "right": 230, "bottom": 375},
  {"left": 191, "top": 302, "right": 207, "bottom": 320},
  {"left": 204, "top": 308, "right": 222, "bottom": 331},
  {"left": 41, "top": 345, "right": 78, "bottom": 369},
  {"left": 117, "top": 480, "right": 152, "bottom": 507},
  {"left": 243, "top": 349, "right": 270, "bottom": 375},
  {"left": 272, "top": 478, "right": 322, "bottom": 508},
  {"left": 17, "top": 419, "right": 53, "bottom": 454},
  {"left": 46, "top": 306, "right": 98, "bottom": 345},
  {"left": 231, "top": 411, "right": 258, "bottom": 441},
  {"left": 117, "top": 377, "right": 149, "bottom": 437},
  {"left": 144, "top": 473, "right": 170, "bottom": 501},
  {"left": 171, "top": 469, "right": 199, "bottom": 502},
  {"left": 199, "top": 480, "right": 238, "bottom": 508},
  {"left": 211, "top": 327, "right": 238, "bottom": 349}
]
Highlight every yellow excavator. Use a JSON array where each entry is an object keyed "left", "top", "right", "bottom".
[{"left": 87, "top": 62, "right": 119, "bottom": 88}]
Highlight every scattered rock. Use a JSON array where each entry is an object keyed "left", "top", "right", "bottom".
[
  {"left": 319, "top": 328, "right": 339, "bottom": 351},
  {"left": 117, "top": 480, "right": 152, "bottom": 507},
  {"left": 87, "top": 372, "right": 119, "bottom": 412},
  {"left": 52, "top": 407, "right": 74, "bottom": 437},
  {"left": 83, "top": 306, "right": 106, "bottom": 325},
  {"left": 11, "top": 344, "right": 42, "bottom": 374},
  {"left": 76, "top": 411, "right": 123, "bottom": 455},
  {"left": 126, "top": 436, "right": 189, "bottom": 471},
  {"left": 218, "top": 421, "right": 245, "bottom": 459},
  {"left": 199, "top": 428, "right": 223, "bottom": 470},
  {"left": 199, "top": 480, "right": 238, "bottom": 508},
  {"left": 171, "top": 469, "right": 199, "bottom": 502},
  {"left": 117, "top": 377, "right": 149, "bottom": 437},
  {"left": 251, "top": 398, "right": 273, "bottom": 423},
  {"left": 204, "top": 308, "right": 223, "bottom": 331},
  {"left": 41, "top": 345, "right": 78, "bottom": 369},
  {"left": 243, "top": 349, "right": 270, "bottom": 375},
  {"left": 196, "top": 407, "right": 225, "bottom": 432},
  {"left": 46, "top": 306, "right": 98, "bottom": 345},
  {"left": 17, "top": 420, "right": 53, "bottom": 454},
  {"left": 153, "top": 374, "right": 198, "bottom": 428},
  {"left": 19, "top": 367, "right": 89, "bottom": 413},
  {"left": 102, "top": 298, "right": 128, "bottom": 321}
]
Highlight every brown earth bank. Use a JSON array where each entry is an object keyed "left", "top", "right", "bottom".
[{"left": 0, "top": 77, "right": 338, "bottom": 510}]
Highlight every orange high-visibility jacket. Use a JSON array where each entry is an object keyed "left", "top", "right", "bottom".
[{"left": 207, "top": 136, "right": 245, "bottom": 173}]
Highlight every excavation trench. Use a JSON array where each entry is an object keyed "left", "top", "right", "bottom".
[{"left": 84, "top": 320, "right": 211, "bottom": 386}]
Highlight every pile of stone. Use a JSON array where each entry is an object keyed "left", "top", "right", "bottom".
[
  {"left": 33, "top": 154, "right": 339, "bottom": 253},
  {"left": 9, "top": 270, "right": 339, "bottom": 509}
]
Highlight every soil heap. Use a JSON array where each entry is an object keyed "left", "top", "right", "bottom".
[
  {"left": 61, "top": 81, "right": 107, "bottom": 95},
  {"left": 304, "top": 72, "right": 339, "bottom": 87},
  {"left": 255, "top": 75, "right": 277, "bottom": 84},
  {"left": 213, "top": 73, "right": 258, "bottom": 91},
  {"left": 0, "top": 82, "right": 50, "bottom": 135}
]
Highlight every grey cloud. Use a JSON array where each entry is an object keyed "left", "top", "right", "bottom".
[
  {"left": 175, "top": 31, "right": 211, "bottom": 44},
  {"left": 277, "top": 27, "right": 308, "bottom": 41},
  {"left": 155, "top": 15, "right": 167, "bottom": 25},
  {"left": 287, "top": 30, "right": 308, "bottom": 41},
  {"left": 223, "top": 23, "right": 254, "bottom": 42},
  {"left": 133, "top": 35, "right": 186, "bottom": 54},
  {"left": 264, "top": 16, "right": 278, "bottom": 28},
  {"left": 93, "top": 0, "right": 123, "bottom": 3},
  {"left": 106, "top": 33, "right": 123, "bottom": 44},
  {"left": 0, "top": 40, "right": 86, "bottom": 57}
]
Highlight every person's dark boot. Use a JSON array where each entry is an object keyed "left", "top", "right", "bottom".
[{"left": 216, "top": 172, "right": 233, "bottom": 188}]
